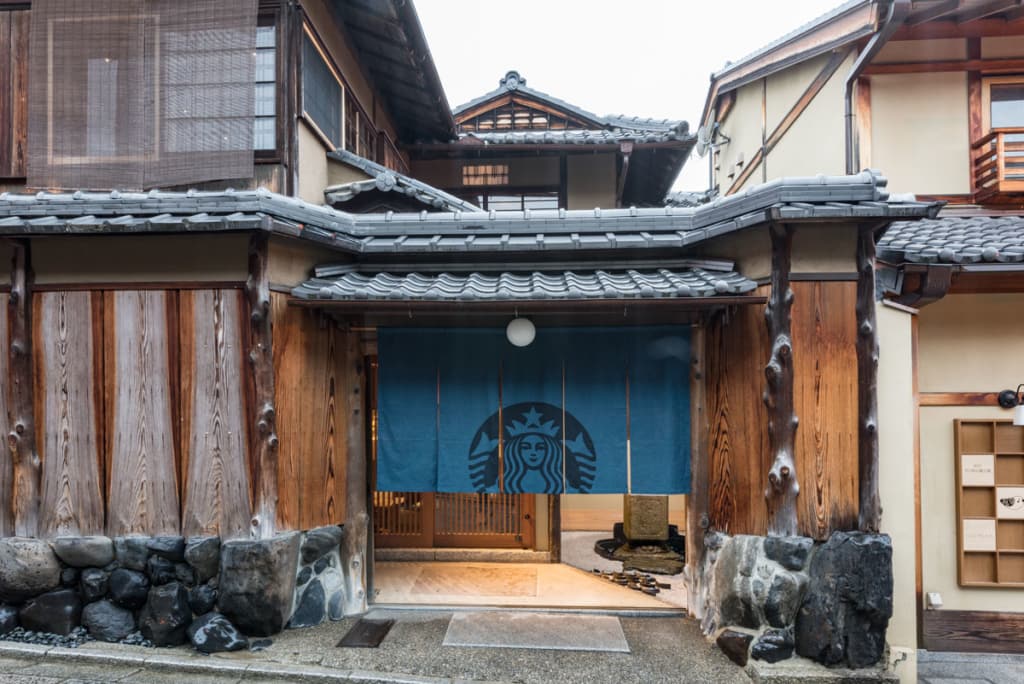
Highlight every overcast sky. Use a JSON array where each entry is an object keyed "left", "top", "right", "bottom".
[{"left": 414, "top": 0, "right": 842, "bottom": 194}]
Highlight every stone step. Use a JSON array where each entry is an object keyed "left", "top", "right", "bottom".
[{"left": 745, "top": 657, "right": 899, "bottom": 683}]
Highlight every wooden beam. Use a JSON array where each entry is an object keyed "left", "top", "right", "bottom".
[
  {"left": 247, "top": 233, "right": 279, "bottom": 539},
  {"left": 919, "top": 392, "right": 1004, "bottom": 406},
  {"left": 763, "top": 224, "right": 799, "bottom": 537},
  {"left": 912, "top": 315, "right": 924, "bottom": 648},
  {"left": 923, "top": 609, "right": 1024, "bottom": 652},
  {"left": 686, "top": 324, "right": 709, "bottom": 614},
  {"left": 7, "top": 240, "right": 39, "bottom": 537},
  {"left": 341, "top": 329, "right": 369, "bottom": 616},
  {"left": 615, "top": 141, "right": 633, "bottom": 208},
  {"left": 896, "top": 265, "right": 955, "bottom": 307},
  {"left": 729, "top": 50, "right": 849, "bottom": 195},
  {"left": 893, "top": 17, "right": 1024, "bottom": 39},
  {"left": 906, "top": 0, "right": 961, "bottom": 26},
  {"left": 856, "top": 77, "right": 872, "bottom": 171},
  {"left": 548, "top": 494, "right": 562, "bottom": 563},
  {"left": 957, "top": 0, "right": 1022, "bottom": 25},
  {"left": 856, "top": 227, "right": 881, "bottom": 533},
  {"left": 864, "top": 56, "right": 1024, "bottom": 75}
]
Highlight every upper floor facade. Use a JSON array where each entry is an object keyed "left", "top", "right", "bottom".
[{"left": 700, "top": 0, "right": 1024, "bottom": 206}]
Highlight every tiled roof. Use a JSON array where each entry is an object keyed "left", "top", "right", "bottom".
[
  {"left": 878, "top": 215, "right": 1024, "bottom": 265},
  {"left": 665, "top": 190, "right": 716, "bottom": 208},
  {"left": 324, "top": 149, "right": 479, "bottom": 212},
  {"left": 292, "top": 263, "right": 756, "bottom": 303},
  {"left": 461, "top": 127, "right": 690, "bottom": 146}
]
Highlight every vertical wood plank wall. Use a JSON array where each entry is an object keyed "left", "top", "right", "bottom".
[
  {"left": 0, "top": 293, "right": 11, "bottom": 536},
  {"left": 272, "top": 292, "right": 347, "bottom": 531},
  {"left": 706, "top": 281, "right": 859, "bottom": 539},
  {"left": 0, "top": 10, "right": 29, "bottom": 179}
]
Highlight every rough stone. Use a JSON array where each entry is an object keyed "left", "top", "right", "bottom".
[
  {"left": 0, "top": 537, "right": 62, "bottom": 603},
  {"left": 80, "top": 568, "right": 109, "bottom": 603},
  {"left": 218, "top": 532, "right": 300, "bottom": 637},
  {"left": 174, "top": 562, "right": 195, "bottom": 586},
  {"left": 187, "top": 612, "right": 249, "bottom": 653},
  {"left": 139, "top": 581, "right": 191, "bottom": 646},
  {"left": 82, "top": 599, "right": 135, "bottom": 642},
  {"left": 184, "top": 537, "right": 220, "bottom": 583},
  {"left": 763, "top": 536, "right": 814, "bottom": 572},
  {"left": 289, "top": 578, "right": 325, "bottom": 629},
  {"left": 764, "top": 571, "right": 806, "bottom": 628},
  {"left": 297, "top": 566, "right": 313, "bottom": 586},
  {"left": 146, "top": 536, "right": 186, "bottom": 562},
  {"left": 716, "top": 629, "right": 753, "bottom": 667},
  {"left": 328, "top": 590, "right": 344, "bottom": 621},
  {"left": 795, "top": 531, "right": 893, "bottom": 668},
  {"left": 60, "top": 567, "right": 80, "bottom": 588},
  {"left": 250, "top": 638, "right": 273, "bottom": 652},
  {"left": 188, "top": 584, "right": 217, "bottom": 615},
  {"left": 713, "top": 535, "right": 763, "bottom": 629},
  {"left": 314, "top": 556, "right": 330, "bottom": 574},
  {"left": 108, "top": 568, "right": 150, "bottom": 609},
  {"left": 300, "top": 525, "right": 343, "bottom": 564},
  {"left": 18, "top": 588, "right": 82, "bottom": 636},
  {"left": 146, "top": 555, "right": 175, "bottom": 585},
  {"left": 752, "top": 627, "right": 795, "bottom": 663},
  {"left": 50, "top": 536, "right": 115, "bottom": 568},
  {"left": 0, "top": 604, "right": 18, "bottom": 634},
  {"left": 114, "top": 536, "right": 150, "bottom": 571}
]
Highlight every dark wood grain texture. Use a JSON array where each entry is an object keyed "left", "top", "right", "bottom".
[
  {"left": 687, "top": 324, "right": 709, "bottom": 604},
  {"left": 857, "top": 228, "right": 881, "bottom": 532},
  {"left": 923, "top": 610, "right": 1024, "bottom": 653},
  {"left": 0, "top": 292, "right": 10, "bottom": 535},
  {"left": 341, "top": 329, "right": 368, "bottom": 616},
  {"left": 7, "top": 240, "right": 38, "bottom": 536}
]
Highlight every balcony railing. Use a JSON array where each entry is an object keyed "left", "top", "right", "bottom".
[{"left": 972, "top": 127, "right": 1024, "bottom": 198}]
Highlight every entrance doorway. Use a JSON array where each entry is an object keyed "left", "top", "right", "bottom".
[{"left": 373, "top": 492, "right": 535, "bottom": 549}]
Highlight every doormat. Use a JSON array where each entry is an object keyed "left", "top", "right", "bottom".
[
  {"left": 442, "top": 611, "right": 629, "bottom": 652},
  {"left": 336, "top": 618, "right": 395, "bottom": 648}
]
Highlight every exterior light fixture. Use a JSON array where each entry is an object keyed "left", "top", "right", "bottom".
[
  {"left": 997, "top": 384, "right": 1024, "bottom": 426},
  {"left": 506, "top": 317, "right": 535, "bottom": 347}
]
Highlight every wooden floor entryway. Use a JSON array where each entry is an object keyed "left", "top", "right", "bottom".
[{"left": 373, "top": 492, "right": 535, "bottom": 549}]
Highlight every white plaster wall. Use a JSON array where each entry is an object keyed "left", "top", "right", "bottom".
[
  {"left": 298, "top": 120, "right": 330, "bottom": 205},
  {"left": 566, "top": 154, "right": 616, "bottom": 209},
  {"left": 716, "top": 80, "right": 764, "bottom": 193}
]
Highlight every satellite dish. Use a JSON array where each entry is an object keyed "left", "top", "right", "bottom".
[{"left": 696, "top": 125, "right": 711, "bottom": 157}]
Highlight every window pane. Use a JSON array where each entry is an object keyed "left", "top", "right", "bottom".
[
  {"left": 254, "top": 116, "right": 275, "bottom": 150},
  {"left": 302, "top": 33, "right": 341, "bottom": 145},
  {"left": 991, "top": 84, "right": 1024, "bottom": 129}
]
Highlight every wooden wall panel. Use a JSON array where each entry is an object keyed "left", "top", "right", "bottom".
[
  {"left": 0, "top": 10, "right": 28, "bottom": 178},
  {"left": 0, "top": 293, "right": 10, "bottom": 535},
  {"left": 705, "top": 282, "right": 860, "bottom": 540},
  {"left": 180, "top": 289, "right": 252, "bottom": 539},
  {"left": 105, "top": 291, "right": 180, "bottom": 536},
  {"left": 792, "top": 281, "right": 859, "bottom": 538},
  {"left": 36, "top": 292, "right": 105, "bottom": 537},
  {"left": 271, "top": 292, "right": 346, "bottom": 531},
  {"left": 707, "top": 288, "right": 771, "bottom": 537}
]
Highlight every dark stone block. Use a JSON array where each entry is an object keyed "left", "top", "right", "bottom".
[
  {"left": 297, "top": 566, "right": 312, "bottom": 586},
  {"left": 109, "top": 569, "right": 150, "bottom": 609},
  {"left": 80, "top": 568, "right": 109, "bottom": 603},
  {"left": 716, "top": 629, "right": 753, "bottom": 667},
  {"left": 300, "top": 526, "right": 343, "bottom": 564},
  {"left": 188, "top": 584, "right": 217, "bottom": 615},
  {"left": 0, "top": 604, "right": 19, "bottom": 635},
  {"left": 313, "top": 556, "right": 330, "bottom": 574},
  {"left": 0, "top": 538, "right": 62, "bottom": 603},
  {"left": 174, "top": 562, "right": 195, "bottom": 586},
  {"left": 328, "top": 590, "right": 344, "bottom": 621},
  {"left": 763, "top": 536, "right": 814, "bottom": 572},
  {"left": 751, "top": 627, "right": 794, "bottom": 664},
  {"left": 250, "top": 638, "right": 273, "bottom": 652},
  {"left": 18, "top": 589, "right": 82, "bottom": 636},
  {"left": 139, "top": 582, "right": 191, "bottom": 646},
  {"left": 288, "top": 579, "right": 325, "bottom": 629},
  {"left": 60, "top": 568, "right": 80, "bottom": 588},
  {"left": 184, "top": 537, "right": 220, "bottom": 584},
  {"left": 764, "top": 571, "right": 806, "bottom": 628},
  {"left": 114, "top": 537, "right": 150, "bottom": 571},
  {"left": 187, "top": 612, "right": 248, "bottom": 653},
  {"left": 147, "top": 555, "right": 175, "bottom": 586},
  {"left": 217, "top": 532, "right": 300, "bottom": 637},
  {"left": 795, "top": 531, "right": 893, "bottom": 668},
  {"left": 146, "top": 536, "right": 186, "bottom": 562},
  {"left": 50, "top": 536, "right": 115, "bottom": 569},
  {"left": 82, "top": 599, "right": 135, "bottom": 642}
]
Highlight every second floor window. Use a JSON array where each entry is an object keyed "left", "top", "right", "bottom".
[
  {"left": 254, "top": 24, "right": 276, "bottom": 151},
  {"left": 302, "top": 31, "right": 342, "bottom": 146}
]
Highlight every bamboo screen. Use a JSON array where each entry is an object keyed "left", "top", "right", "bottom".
[{"left": 27, "top": 0, "right": 256, "bottom": 191}]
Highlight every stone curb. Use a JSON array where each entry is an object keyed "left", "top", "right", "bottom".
[{"left": 0, "top": 642, "right": 495, "bottom": 683}]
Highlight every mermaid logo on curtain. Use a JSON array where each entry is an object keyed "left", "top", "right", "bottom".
[{"left": 467, "top": 402, "right": 597, "bottom": 493}]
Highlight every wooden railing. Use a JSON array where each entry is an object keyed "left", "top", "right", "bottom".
[{"left": 972, "top": 127, "right": 1024, "bottom": 197}]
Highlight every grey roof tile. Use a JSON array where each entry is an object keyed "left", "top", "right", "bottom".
[{"left": 879, "top": 215, "right": 1024, "bottom": 265}]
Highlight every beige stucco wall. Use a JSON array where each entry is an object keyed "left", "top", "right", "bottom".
[
  {"left": 696, "top": 223, "right": 857, "bottom": 281},
  {"left": 876, "top": 303, "right": 918, "bottom": 684},
  {"left": 919, "top": 294, "right": 1024, "bottom": 393},
  {"left": 298, "top": 120, "right": 330, "bottom": 205},
  {"left": 870, "top": 71, "right": 970, "bottom": 196},
  {"left": 566, "top": 153, "right": 616, "bottom": 209},
  {"left": 31, "top": 234, "right": 248, "bottom": 285},
  {"left": 764, "top": 52, "right": 850, "bottom": 180},
  {"left": 268, "top": 236, "right": 346, "bottom": 289},
  {"left": 716, "top": 80, "right": 764, "bottom": 193},
  {"left": 326, "top": 160, "right": 372, "bottom": 188},
  {"left": 982, "top": 36, "right": 1024, "bottom": 59},
  {"left": 875, "top": 38, "right": 966, "bottom": 63}
]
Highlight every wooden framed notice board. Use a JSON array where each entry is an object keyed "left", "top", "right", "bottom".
[{"left": 955, "top": 419, "right": 1024, "bottom": 587}]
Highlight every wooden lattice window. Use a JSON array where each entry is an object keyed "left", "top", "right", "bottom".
[
  {"left": 301, "top": 29, "right": 342, "bottom": 146},
  {"left": 462, "top": 163, "right": 509, "bottom": 186},
  {"left": 358, "top": 111, "right": 375, "bottom": 161},
  {"left": 458, "top": 101, "right": 585, "bottom": 133},
  {"left": 253, "top": 23, "right": 276, "bottom": 151},
  {"left": 344, "top": 94, "right": 358, "bottom": 153}
]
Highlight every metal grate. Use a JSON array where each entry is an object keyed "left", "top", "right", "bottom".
[{"left": 28, "top": 0, "right": 256, "bottom": 190}]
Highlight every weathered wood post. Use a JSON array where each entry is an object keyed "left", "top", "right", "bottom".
[
  {"left": 857, "top": 225, "right": 882, "bottom": 532},
  {"left": 687, "top": 324, "right": 709, "bottom": 611},
  {"left": 7, "top": 240, "right": 40, "bottom": 537},
  {"left": 341, "top": 329, "right": 369, "bottom": 615},
  {"left": 247, "top": 232, "right": 279, "bottom": 539},
  {"left": 764, "top": 223, "right": 799, "bottom": 537}
]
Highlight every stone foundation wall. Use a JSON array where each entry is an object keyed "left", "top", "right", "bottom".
[
  {"left": 0, "top": 525, "right": 348, "bottom": 653},
  {"left": 699, "top": 530, "right": 893, "bottom": 670}
]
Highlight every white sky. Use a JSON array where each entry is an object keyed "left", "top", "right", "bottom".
[{"left": 414, "top": 0, "right": 843, "bottom": 193}]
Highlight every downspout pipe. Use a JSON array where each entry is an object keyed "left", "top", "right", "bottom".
[{"left": 844, "top": 0, "right": 910, "bottom": 174}]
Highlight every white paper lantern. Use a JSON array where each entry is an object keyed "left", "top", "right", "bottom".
[{"left": 506, "top": 317, "right": 536, "bottom": 347}]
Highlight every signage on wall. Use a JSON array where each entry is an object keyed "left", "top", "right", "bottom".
[
  {"left": 961, "top": 454, "right": 995, "bottom": 487},
  {"left": 963, "top": 518, "right": 997, "bottom": 552},
  {"left": 996, "top": 487, "right": 1024, "bottom": 520}
]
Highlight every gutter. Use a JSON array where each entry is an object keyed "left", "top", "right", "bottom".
[{"left": 844, "top": 0, "right": 910, "bottom": 173}]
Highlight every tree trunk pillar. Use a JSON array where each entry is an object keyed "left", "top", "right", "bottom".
[
  {"left": 764, "top": 223, "right": 799, "bottom": 537},
  {"left": 342, "top": 329, "right": 369, "bottom": 616},
  {"left": 857, "top": 225, "right": 882, "bottom": 532}
]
